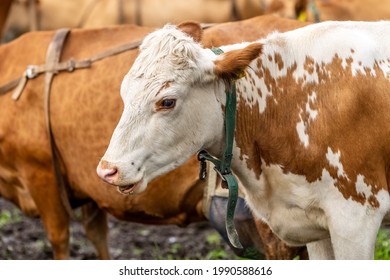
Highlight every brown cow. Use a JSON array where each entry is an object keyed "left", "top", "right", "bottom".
[
  {"left": 0, "top": 15, "right": 307, "bottom": 259},
  {"left": 263, "top": 0, "right": 390, "bottom": 22},
  {"left": 304, "top": 0, "right": 390, "bottom": 21},
  {"left": 2, "top": 0, "right": 265, "bottom": 41}
]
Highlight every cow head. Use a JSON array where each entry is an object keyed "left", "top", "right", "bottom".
[{"left": 97, "top": 22, "right": 262, "bottom": 194}]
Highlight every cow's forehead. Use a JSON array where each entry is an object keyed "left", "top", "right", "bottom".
[{"left": 129, "top": 25, "right": 202, "bottom": 81}]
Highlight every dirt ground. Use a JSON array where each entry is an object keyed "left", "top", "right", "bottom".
[{"left": 0, "top": 197, "right": 238, "bottom": 260}]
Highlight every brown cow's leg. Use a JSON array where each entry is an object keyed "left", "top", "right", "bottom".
[
  {"left": 81, "top": 202, "right": 110, "bottom": 260},
  {"left": 39, "top": 202, "right": 70, "bottom": 259},
  {"left": 43, "top": 216, "right": 70, "bottom": 259},
  {"left": 25, "top": 170, "right": 71, "bottom": 259},
  {"left": 37, "top": 205, "right": 70, "bottom": 259}
]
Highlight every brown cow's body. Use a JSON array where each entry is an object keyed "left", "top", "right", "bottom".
[
  {"left": 2, "top": 0, "right": 265, "bottom": 41},
  {"left": 0, "top": 16, "right": 307, "bottom": 259},
  {"left": 264, "top": 0, "right": 390, "bottom": 22},
  {"left": 307, "top": 0, "right": 390, "bottom": 21}
]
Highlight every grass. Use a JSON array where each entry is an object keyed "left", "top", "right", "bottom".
[
  {"left": 205, "top": 232, "right": 235, "bottom": 259},
  {"left": 375, "top": 229, "right": 390, "bottom": 260},
  {"left": 0, "top": 209, "right": 22, "bottom": 228}
]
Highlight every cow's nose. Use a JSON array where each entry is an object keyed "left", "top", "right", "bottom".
[{"left": 96, "top": 162, "right": 118, "bottom": 184}]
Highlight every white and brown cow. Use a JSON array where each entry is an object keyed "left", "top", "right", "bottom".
[{"left": 97, "top": 21, "right": 390, "bottom": 259}]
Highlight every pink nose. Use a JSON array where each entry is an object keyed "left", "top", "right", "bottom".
[{"left": 96, "top": 164, "right": 118, "bottom": 184}]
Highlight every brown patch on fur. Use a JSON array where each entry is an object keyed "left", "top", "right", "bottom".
[
  {"left": 234, "top": 50, "right": 390, "bottom": 207},
  {"left": 177, "top": 21, "right": 203, "bottom": 43},
  {"left": 214, "top": 43, "right": 263, "bottom": 81},
  {"left": 304, "top": 57, "right": 315, "bottom": 75},
  {"left": 274, "top": 53, "right": 284, "bottom": 70}
]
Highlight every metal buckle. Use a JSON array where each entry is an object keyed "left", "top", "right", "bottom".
[
  {"left": 67, "top": 59, "right": 76, "bottom": 72},
  {"left": 213, "top": 167, "right": 230, "bottom": 189},
  {"left": 26, "top": 65, "right": 38, "bottom": 79}
]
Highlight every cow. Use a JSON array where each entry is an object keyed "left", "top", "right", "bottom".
[
  {"left": 304, "top": 0, "right": 390, "bottom": 22},
  {"left": 0, "top": 15, "right": 308, "bottom": 259},
  {"left": 2, "top": 0, "right": 265, "bottom": 42},
  {"left": 97, "top": 20, "right": 390, "bottom": 259},
  {"left": 263, "top": 0, "right": 390, "bottom": 22}
]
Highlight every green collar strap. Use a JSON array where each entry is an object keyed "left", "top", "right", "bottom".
[{"left": 198, "top": 47, "right": 243, "bottom": 249}]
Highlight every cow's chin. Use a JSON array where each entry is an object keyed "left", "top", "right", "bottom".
[{"left": 116, "top": 179, "right": 146, "bottom": 195}]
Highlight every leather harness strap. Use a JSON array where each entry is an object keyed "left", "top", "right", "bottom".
[
  {"left": 0, "top": 38, "right": 143, "bottom": 99},
  {"left": 44, "top": 28, "right": 75, "bottom": 218}
]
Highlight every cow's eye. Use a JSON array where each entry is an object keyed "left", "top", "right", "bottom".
[{"left": 157, "top": 99, "right": 176, "bottom": 110}]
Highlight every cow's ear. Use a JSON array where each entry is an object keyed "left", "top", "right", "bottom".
[
  {"left": 177, "top": 21, "right": 203, "bottom": 43},
  {"left": 214, "top": 43, "right": 263, "bottom": 80}
]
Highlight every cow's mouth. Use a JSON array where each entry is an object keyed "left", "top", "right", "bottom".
[{"left": 116, "top": 180, "right": 143, "bottom": 195}]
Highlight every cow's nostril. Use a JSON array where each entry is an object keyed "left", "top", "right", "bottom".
[
  {"left": 105, "top": 167, "right": 118, "bottom": 178},
  {"left": 97, "top": 164, "right": 118, "bottom": 182}
]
